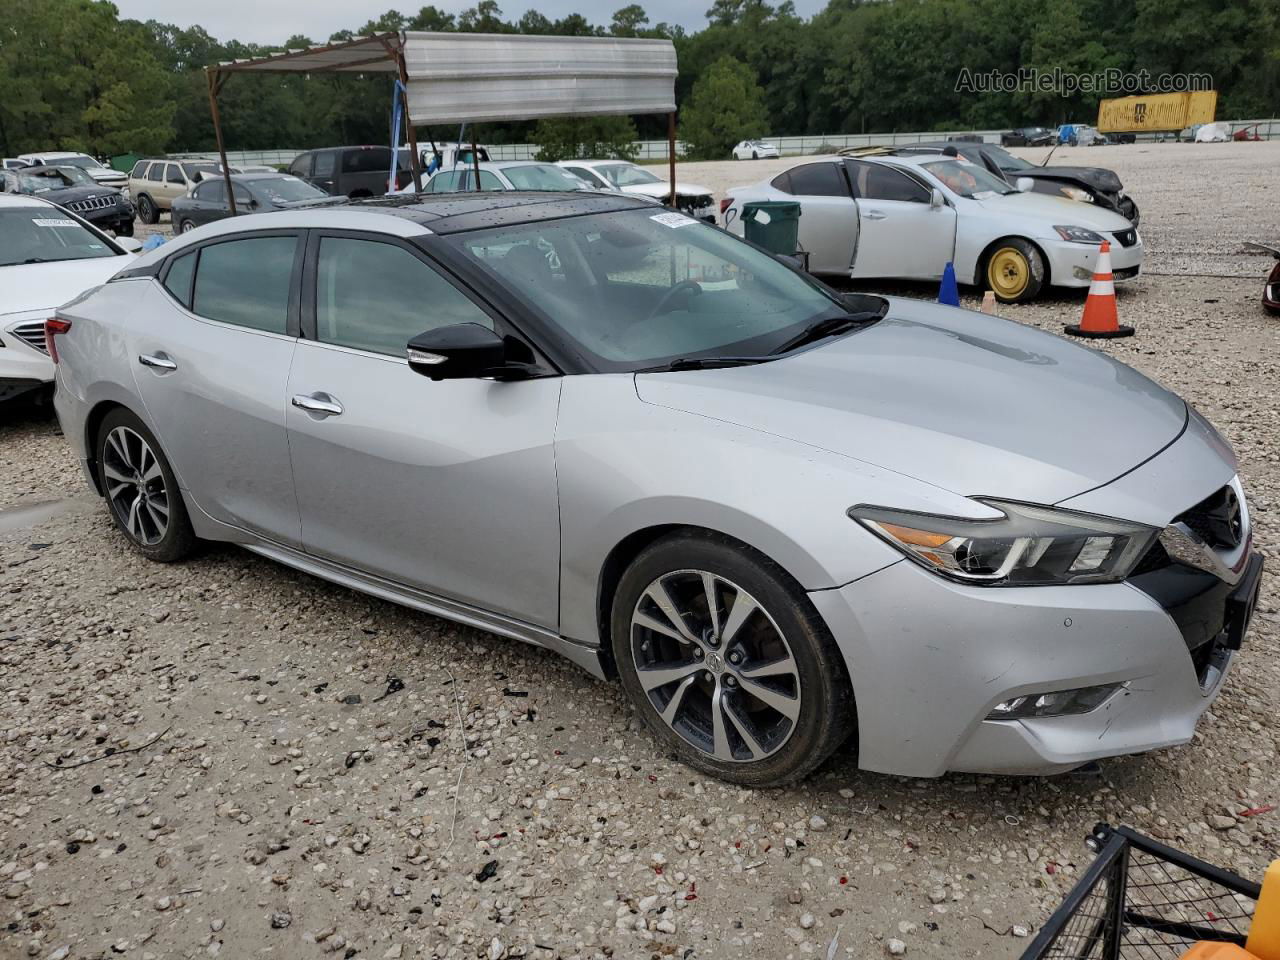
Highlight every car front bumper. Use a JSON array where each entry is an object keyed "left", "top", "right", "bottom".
[
  {"left": 1041, "top": 234, "right": 1144, "bottom": 288},
  {"left": 809, "top": 547, "right": 1260, "bottom": 778}
]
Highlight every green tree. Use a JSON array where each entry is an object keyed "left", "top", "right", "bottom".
[
  {"left": 533, "top": 115, "right": 639, "bottom": 160},
  {"left": 679, "top": 56, "right": 768, "bottom": 159},
  {"left": 610, "top": 4, "right": 650, "bottom": 36}
]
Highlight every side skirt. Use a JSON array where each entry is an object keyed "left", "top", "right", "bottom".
[{"left": 241, "top": 540, "right": 608, "bottom": 681}]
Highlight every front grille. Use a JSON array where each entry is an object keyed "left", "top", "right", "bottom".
[
  {"left": 1178, "top": 485, "right": 1243, "bottom": 550},
  {"left": 10, "top": 320, "right": 49, "bottom": 353},
  {"left": 66, "top": 196, "right": 115, "bottom": 213},
  {"left": 1112, "top": 228, "right": 1137, "bottom": 247}
]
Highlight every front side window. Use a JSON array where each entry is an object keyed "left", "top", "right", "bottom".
[
  {"left": 454, "top": 209, "right": 843, "bottom": 371},
  {"left": 194, "top": 181, "right": 225, "bottom": 203},
  {"left": 314, "top": 237, "right": 493, "bottom": 356},
  {"left": 847, "top": 161, "right": 931, "bottom": 203},
  {"left": 129, "top": 160, "right": 148, "bottom": 178},
  {"left": 191, "top": 236, "right": 296, "bottom": 333},
  {"left": 427, "top": 171, "right": 462, "bottom": 193},
  {"left": 341, "top": 148, "right": 393, "bottom": 174},
  {"left": 0, "top": 208, "right": 118, "bottom": 266},
  {"left": 250, "top": 177, "right": 325, "bottom": 203},
  {"left": 313, "top": 152, "right": 336, "bottom": 178},
  {"left": 289, "top": 154, "right": 312, "bottom": 178},
  {"left": 596, "top": 164, "right": 661, "bottom": 188},
  {"left": 166, "top": 164, "right": 184, "bottom": 185}
]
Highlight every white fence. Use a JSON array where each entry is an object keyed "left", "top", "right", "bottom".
[{"left": 168, "top": 118, "right": 1280, "bottom": 167}]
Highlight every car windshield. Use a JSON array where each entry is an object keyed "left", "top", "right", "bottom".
[
  {"left": 7, "top": 167, "right": 92, "bottom": 193},
  {"left": 0, "top": 208, "right": 118, "bottom": 266},
  {"left": 502, "top": 165, "right": 591, "bottom": 191},
  {"left": 987, "top": 146, "right": 1032, "bottom": 172},
  {"left": 452, "top": 209, "right": 847, "bottom": 371},
  {"left": 922, "top": 159, "right": 1017, "bottom": 198},
  {"left": 57, "top": 155, "right": 102, "bottom": 170},
  {"left": 250, "top": 176, "right": 326, "bottom": 203},
  {"left": 598, "top": 164, "right": 661, "bottom": 187}
]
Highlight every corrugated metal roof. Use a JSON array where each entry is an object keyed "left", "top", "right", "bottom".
[
  {"left": 402, "top": 32, "right": 676, "bottom": 122},
  {"left": 215, "top": 34, "right": 399, "bottom": 73}
]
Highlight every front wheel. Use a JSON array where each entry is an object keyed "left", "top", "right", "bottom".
[
  {"left": 751, "top": 151, "right": 759, "bottom": 160},
  {"left": 611, "top": 531, "right": 854, "bottom": 786},
  {"left": 136, "top": 194, "right": 158, "bottom": 225},
  {"left": 96, "top": 409, "right": 198, "bottom": 562},
  {"left": 178, "top": 218, "right": 196, "bottom": 234},
  {"left": 984, "top": 238, "right": 1045, "bottom": 303}
]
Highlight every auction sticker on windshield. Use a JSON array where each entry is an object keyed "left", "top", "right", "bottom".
[
  {"left": 651, "top": 212, "right": 697, "bottom": 228},
  {"left": 33, "top": 218, "right": 80, "bottom": 227}
]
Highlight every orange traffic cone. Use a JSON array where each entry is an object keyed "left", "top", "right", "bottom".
[{"left": 1066, "top": 241, "right": 1133, "bottom": 338}]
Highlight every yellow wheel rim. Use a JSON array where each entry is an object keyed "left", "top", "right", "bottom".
[{"left": 988, "top": 247, "right": 1030, "bottom": 299}]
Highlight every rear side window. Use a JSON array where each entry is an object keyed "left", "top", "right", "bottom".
[
  {"left": 427, "top": 171, "right": 462, "bottom": 193},
  {"left": 315, "top": 237, "right": 493, "bottom": 355},
  {"left": 770, "top": 171, "right": 793, "bottom": 194},
  {"left": 192, "top": 236, "right": 296, "bottom": 333},
  {"left": 162, "top": 252, "right": 196, "bottom": 307},
  {"left": 341, "top": 148, "right": 392, "bottom": 174},
  {"left": 784, "top": 163, "right": 848, "bottom": 197}
]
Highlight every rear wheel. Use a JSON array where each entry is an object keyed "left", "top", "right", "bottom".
[
  {"left": 96, "top": 409, "right": 197, "bottom": 562},
  {"left": 611, "top": 531, "right": 854, "bottom": 786},
  {"left": 136, "top": 194, "right": 157, "bottom": 225},
  {"left": 984, "top": 238, "right": 1045, "bottom": 303}
]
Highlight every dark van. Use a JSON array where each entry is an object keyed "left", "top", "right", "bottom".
[{"left": 287, "top": 146, "right": 412, "bottom": 198}]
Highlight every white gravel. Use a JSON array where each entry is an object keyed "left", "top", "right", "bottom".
[{"left": 2, "top": 141, "right": 1277, "bottom": 960}]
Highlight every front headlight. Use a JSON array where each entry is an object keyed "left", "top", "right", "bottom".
[
  {"left": 848, "top": 500, "right": 1158, "bottom": 586},
  {"left": 1053, "top": 225, "right": 1105, "bottom": 244},
  {"left": 1059, "top": 186, "right": 1094, "bottom": 203}
]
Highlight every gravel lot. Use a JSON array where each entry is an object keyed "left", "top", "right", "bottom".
[{"left": 3, "top": 141, "right": 1278, "bottom": 960}]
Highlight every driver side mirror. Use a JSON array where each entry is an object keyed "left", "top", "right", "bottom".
[
  {"left": 407, "top": 323, "right": 507, "bottom": 381},
  {"left": 929, "top": 188, "right": 945, "bottom": 209},
  {"left": 1015, "top": 177, "right": 1035, "bottom": 192}
]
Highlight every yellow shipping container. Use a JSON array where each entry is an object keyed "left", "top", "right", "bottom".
[{"left": 1097, "top": 91, "right": 1217, "bottom": 133}]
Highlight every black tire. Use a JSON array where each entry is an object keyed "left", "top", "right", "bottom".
[
  {"left": 95, "top": 408, "right": 198, "bottom": 563},
  {"left": 751, "top": 151, "right": 759, "bottom": 160},
  {"left": 983, "top": 237, "right": 1046, "bottom": 303},
  {"left": 136, "top": 194, "right": 157, "bottom": 225},
  {"left": 115, "top": 219, "right": 135, "bottom": 238},
  {"left": 611, "top": 530, "right": 855, "bottom": 786}
]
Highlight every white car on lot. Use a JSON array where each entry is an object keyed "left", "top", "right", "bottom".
[
  {"left": 0, "top": 195, "right": 139, "bottom": 403},
  {"left": 410, "top": 160, "right": 597, "bottom": 195},
  {"left": 733, "top": 139, "right": 780, "bottom": 160},
  {"left": 555, "top": 159, "right": 716, "bottom": 222},
  {"left": 723, "top": 154, "right": 1144, "bottom": 302},
  {"left": 15, "top": 151, "right": 128, "bottom": 190}
]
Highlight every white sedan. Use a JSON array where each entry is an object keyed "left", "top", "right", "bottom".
[
  {"left": 722, "top": 154, "right": 1143, "bottom": 302},
  {"left": 733, "top": 140, "right": 781, "bottom": 160},
  {"left": 410, "top": 160, "right": 597, "bottom": 194},
  {"left": 555, "top": 159, "right": 715, "bottom": 221},
  {"left": 0, "top": 194, "right": 139, "bottom": 403}
]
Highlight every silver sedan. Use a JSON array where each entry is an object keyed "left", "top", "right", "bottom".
[{"left": 51, "top": 192, "right": 1261, "bottom": 785}]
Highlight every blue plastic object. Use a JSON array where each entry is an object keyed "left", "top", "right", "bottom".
[
  {"left": 141, "top": 234, "right": 166, "bottom": 251},
  {"left": 937, "top": 261, "right": 960, "bottom": 306}
]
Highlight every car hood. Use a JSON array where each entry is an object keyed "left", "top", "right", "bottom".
[
  {"left": 25, "top": 186, "right": 122, "bottom": 205},
  {"left": 974, "top": 191, "right": 1134, "bottom": 232},
  {"left": 1019, "top": 165, "right": 1124, "bottom": 193},
  {"left": 0, "top": 256, "right": 128, "bottom": 316},
  {"left": 635, "top": 299, "right": 1187, "bottom": 507},
  {"left": 621, "top": 181, "right": 714, "bottom": 200}
]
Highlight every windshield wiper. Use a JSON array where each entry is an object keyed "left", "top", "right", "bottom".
[
  {"left": 21, "top": 257, "right": 53, "bottom": 264},
  {"left": 648, "top": 355, "right": 772, "bottom": 372},
  {"left": 773, "top": 310, "right": 883, "bottom": 354}
]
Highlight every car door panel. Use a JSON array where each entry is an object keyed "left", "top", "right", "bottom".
[
  {"left": 285, "top": 347, "right": 562, "bottom": 626},
  {"left": 846, "top": 161, "right": 957, "bottom": 281},
  {"left": 130, "top": 283, "right": 301, "bottom": 545},
  {"left": 797, "top": 196, "right": 859, "bottom": 275}
]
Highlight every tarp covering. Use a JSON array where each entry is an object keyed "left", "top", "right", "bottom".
[{"left": 401, "top": 32, "right": 677, "bottom": 123}]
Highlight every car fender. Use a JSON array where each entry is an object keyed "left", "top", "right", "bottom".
[{"left": 554, "top": 374, "right": 986, "bottom": 647}]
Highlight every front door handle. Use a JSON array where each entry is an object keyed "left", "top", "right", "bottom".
[
  {"left": 138, "top": 352, "right": 177, "bottom": 372},
  {"left": 291, "top": 392, "right": 344, "bottom": 418},
  {"left": 864, "top": 210, "right": 887, "bottom": 221}
]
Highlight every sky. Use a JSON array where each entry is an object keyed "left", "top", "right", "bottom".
[{"left": 112, "top": 0, "right": 826, "bottom": 45}]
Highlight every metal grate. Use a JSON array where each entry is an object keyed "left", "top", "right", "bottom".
[
  {"left": 66, "top": 196, "right": 115, "bottom": 212},
  {"left": 9, "top": 320, "right": 49, "bottom": 353},
  {"left": 1022, "top": 825, "right": 1260, "bottom": 960}
]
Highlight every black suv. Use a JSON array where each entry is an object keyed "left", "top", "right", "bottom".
[
  {"left": 1, "top": 165, "right": 134, "bottom": 235},
  {"left": 287, "top": 146, "right": 413, "bottom": 199},
  {"left": 1000, "top": 127, "right": 1056, "bottom": 147}
]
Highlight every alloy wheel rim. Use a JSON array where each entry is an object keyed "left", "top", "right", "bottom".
[
  {"left": 102, "top": 426, "right": 169, "bottom": 546},
  {"left": 630, "top": 570, "right": 801, "bottom": 763},
  {"left": 989, "top": 248, "right": 1029, "bottom": 298},
  {"left": 181, "top": 220, "right": 194, "bottom": 233}
]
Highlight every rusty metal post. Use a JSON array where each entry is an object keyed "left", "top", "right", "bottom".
[
  {"left": 206, "top": 69, "right": 237, "bottom": 216},
  {"left": 667, "top": 112, "right": 677, "bottom": 209},
  {"left": 396, "top": 52, "right": 422, "bottom": 194}
]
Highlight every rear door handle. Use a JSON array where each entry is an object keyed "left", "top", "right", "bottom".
[
  {"left": 864, "top": 210, "right": 887, "bottom": 220},
  {"left": 291, "top": 392, "right": 344, "bottom": 418},
  {"left": 138, "top": 352, "right": 177, "bottom": 372}
]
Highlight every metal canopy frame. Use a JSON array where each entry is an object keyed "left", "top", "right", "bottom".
[{"left": 204, "top": 30, "right": 679, "bottom": 218}]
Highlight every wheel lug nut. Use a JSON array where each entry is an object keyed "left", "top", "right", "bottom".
[
  {"left": 728, "top": 652, "right": 741, "bottom": 664},
  {"left": 693, "top": 648, "right": 703, "bottom": 659},
  {"left": 725, "top": 676, "right": 737, "bottom": 687},
  {"left": 704, "top": 672, "right": 714, "bottom": 683}
]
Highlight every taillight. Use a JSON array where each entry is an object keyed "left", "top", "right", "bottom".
[
  {"left": 720, "top": 196, "right": 733, "bottom": 215},
  {"left": 45, "top": 318, "right": 71, "bottom": 363}
]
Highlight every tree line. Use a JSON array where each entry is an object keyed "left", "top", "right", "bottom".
[{"left": 0, "top": 0, "right": 1276, "bottom": 162}]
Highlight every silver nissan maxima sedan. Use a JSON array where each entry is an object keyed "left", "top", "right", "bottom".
[{"left": 52, "top": 192, "right": 1261, "bottom": 786}]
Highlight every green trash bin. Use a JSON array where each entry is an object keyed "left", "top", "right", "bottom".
[{"left": 741, "top": 200, "right": 801, "bottom": 257}]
